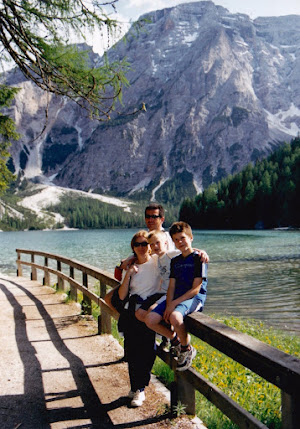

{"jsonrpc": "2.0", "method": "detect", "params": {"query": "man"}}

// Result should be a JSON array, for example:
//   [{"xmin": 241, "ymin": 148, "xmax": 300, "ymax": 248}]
[{"xmin": 144, "ymin": 203, "xmax": 174, "ymax": 250}]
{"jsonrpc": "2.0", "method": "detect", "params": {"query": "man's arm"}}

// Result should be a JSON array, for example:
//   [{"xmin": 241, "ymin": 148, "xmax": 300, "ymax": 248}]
[
  {"xmin": 194, "ymin": 249, "xmax": 209, "ymax": 263},
  {"xmin": 119, "ymin": 255, "xmax": 136, "ymax": 270}
]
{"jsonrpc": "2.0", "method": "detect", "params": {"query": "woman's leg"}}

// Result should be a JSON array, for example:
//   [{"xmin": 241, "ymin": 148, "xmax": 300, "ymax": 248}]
[{"xmin": 126, "ymin": 316, "xmax": 156, "ymax": 393}]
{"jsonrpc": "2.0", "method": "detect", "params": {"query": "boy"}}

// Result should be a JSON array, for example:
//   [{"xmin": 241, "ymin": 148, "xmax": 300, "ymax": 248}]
[{"xmin": 145, "ymin": 221, "xmax": 207, "ymax": 371}]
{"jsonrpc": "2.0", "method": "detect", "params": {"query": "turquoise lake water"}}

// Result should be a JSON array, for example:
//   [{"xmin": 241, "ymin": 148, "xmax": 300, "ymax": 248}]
[{"xmin": 0, "ymin": 229, "xmax": 299, "ymax": 335}]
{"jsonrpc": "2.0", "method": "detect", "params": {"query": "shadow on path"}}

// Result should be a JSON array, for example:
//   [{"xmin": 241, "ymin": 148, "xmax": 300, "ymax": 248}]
[
  {"xmin": 0, "ymin": 279, "xmax": 113, "ymax": 428},
  {"xmin": 0, "ymin": 278, "xmax": 173, "ymax": 429}
]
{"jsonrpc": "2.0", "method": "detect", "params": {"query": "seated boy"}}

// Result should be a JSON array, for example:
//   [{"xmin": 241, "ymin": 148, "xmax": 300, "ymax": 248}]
[{"xmin": 145, "ymin": 221, "xmax": 207, "ymax": 371}]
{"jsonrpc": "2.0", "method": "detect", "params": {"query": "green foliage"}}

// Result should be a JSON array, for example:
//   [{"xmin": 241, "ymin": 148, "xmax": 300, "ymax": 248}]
[
  {"xmin": 180, "ymin": 138, "xmax": 300, "ymax": 229},
  {"xmin": 0, "ymin": 208, "xmax": 47, "ymax": 231},
  {"xmin": 0, "ymin": 85, "xmax": 19, "ymax": 195},
  {"xmin": 49, "ymin": 194, "xmax": 144, "ymax": 229},
  {"xmin": 0, "ymin": 0, "xmax": 144, "ymax": 120},
  {"xmin": 155, "ymin": 170, "xmax": 197, "ymax": 206}
]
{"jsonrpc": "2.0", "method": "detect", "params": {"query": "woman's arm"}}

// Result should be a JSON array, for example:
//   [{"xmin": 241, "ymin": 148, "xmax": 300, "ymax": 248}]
[{"xmin": 118, "ymin": 265, "xmax": 138, "ymax": 300}]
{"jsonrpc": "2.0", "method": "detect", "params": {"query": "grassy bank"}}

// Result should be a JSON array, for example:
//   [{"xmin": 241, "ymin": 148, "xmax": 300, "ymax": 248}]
[
  {"xmin": 72, "ymin": 286, "xmax": 299, "ymax": 428},
  {"xmin": 152, "ymin": 316, "xmax": 299, "ymax": 428}
]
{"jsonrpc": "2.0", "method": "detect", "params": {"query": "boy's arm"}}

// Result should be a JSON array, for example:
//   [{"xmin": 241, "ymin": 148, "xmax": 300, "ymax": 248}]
[
  {"xmin": 164, "ymin": 277, "xmax": 203, "ymax": 321},
  {"xmin": 163, "ymin": 278, "xmax": 176, "ymax": 322}
]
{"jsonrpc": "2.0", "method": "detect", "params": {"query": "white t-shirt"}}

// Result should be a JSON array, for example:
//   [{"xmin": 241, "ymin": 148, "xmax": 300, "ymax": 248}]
[
  {"xmin": 158, "ymin": 250, "xmax": 180, "ymax": 293},
  {"xmin": 162, "ymin": 229, "xmax": 175, "ymax": 251},
  {"xmin": 129, "ymin": 255, "xmax": 161, "ymax": 300}
]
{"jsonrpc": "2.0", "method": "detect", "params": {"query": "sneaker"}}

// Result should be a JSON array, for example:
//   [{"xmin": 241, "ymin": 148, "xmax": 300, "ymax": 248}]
[
  {"xmin": 130, "ymin": 390, "xmax": 145, "ymax": 407},
  {"xmin": 128, "ymin": 390, "xmax": 135, "ymax": 399},
  {"xmin": 176, "ymin": 345, "xmax": 196, "ymax": 371},
  {"xmin": 170, "ymin": 342, "xmax": 181, "ymax": 357}
]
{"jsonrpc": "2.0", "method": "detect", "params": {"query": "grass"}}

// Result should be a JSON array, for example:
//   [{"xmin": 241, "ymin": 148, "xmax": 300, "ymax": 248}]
[
  {"xmin": 151, "ymin": 315, "xmax": 299, "ymax": 429},
  {"xmin": 61, "ymin": 285, "xmax": 299, "ymax": 429}
]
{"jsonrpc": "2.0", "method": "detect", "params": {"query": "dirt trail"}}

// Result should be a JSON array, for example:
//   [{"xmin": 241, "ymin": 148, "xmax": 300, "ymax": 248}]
[{"xmin": 0, "ymin": 275, "xmax": 204, "ymax": 428}]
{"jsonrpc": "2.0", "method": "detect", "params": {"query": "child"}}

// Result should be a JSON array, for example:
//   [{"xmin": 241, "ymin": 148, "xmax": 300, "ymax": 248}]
[
  {"xmin": 134, "ymin": 230, "xmax": 180, "ymax": 322},
  {"xmin": 145, "ymin": 221, "xmax": 207, "ymax": 371}
]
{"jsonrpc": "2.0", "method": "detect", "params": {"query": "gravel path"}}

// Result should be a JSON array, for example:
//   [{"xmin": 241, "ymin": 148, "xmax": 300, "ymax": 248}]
[{"xmin": 0, "ymin": 275, "xmax": 204, "ymax": 429}]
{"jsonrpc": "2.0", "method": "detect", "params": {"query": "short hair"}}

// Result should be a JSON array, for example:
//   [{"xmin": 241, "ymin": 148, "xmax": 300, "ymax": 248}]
[
  {"xmin": 147, "ymin": 229, "xmax": 167, "ymax": 242},
  {"xmin": 169, "ymin": 221, "xmax": 193, "ymax": 238},
  {"xmin": 145, "ymin": 203, "xmax": 165, "ymax": 218},
  {"xmin": 130, "ymin": 230, "xmax": 149, "ymax": 253}
]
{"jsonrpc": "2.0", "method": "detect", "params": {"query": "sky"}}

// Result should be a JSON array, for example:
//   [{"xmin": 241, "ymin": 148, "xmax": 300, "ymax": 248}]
[
  {"xmin": 115, "ymin": 0, "xmax": 300, "ymax": 22},
  {"xmin": 89, "ymin": 0, "xmax": 300, "ymax": 55}
]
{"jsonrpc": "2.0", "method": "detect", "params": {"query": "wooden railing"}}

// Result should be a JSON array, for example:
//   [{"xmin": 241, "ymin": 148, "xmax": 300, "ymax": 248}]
[{"xmin": 16, "ymin": 249, "xmax": 300, "ymax": 429}]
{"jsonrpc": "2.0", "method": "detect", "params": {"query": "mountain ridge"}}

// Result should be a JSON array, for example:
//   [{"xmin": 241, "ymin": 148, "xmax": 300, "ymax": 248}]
[{"xmin": 4, "ymin": 1, "xmax": 300, "ymax": 199}]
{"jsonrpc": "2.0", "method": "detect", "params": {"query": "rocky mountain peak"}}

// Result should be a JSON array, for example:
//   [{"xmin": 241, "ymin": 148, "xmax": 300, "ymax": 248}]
[{"xmin": 4, "ymin": 1, "xmax": 300, "ymax": 201}]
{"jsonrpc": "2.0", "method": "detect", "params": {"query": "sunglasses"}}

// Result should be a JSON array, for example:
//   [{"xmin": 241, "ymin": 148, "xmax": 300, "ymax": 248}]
[
  {"xmin": 145, "ymin": 214, "xmax": 161, "ymax": 219},
  {"xmin": 133, "ymin": 241, "xmax": 149, "ymax": 247}
]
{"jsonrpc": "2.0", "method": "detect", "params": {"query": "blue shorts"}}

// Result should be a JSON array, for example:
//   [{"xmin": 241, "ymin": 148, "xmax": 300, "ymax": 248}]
[{"xmin": 152, "ymin": 294, "xmax": 204, "ymax": 318}]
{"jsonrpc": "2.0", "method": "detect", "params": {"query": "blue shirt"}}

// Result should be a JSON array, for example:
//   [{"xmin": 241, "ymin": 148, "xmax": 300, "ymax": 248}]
[{"xmin": 170, "ymin": 251, "xmax": 207, "ymax": 304}]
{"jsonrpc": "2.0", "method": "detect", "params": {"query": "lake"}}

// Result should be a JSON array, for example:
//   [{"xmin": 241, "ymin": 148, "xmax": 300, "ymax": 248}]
[{"xmin": 0, "ymin": 229, "xmax": 299, "ymax": 335}]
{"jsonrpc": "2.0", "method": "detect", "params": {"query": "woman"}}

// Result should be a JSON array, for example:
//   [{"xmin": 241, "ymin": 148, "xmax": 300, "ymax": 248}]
[{"xmin": 112, "ymin": 230, "xmax": 161, "ymax": 407}]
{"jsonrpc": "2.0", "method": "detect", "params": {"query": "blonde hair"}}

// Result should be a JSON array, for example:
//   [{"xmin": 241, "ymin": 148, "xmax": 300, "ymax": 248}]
[{"xmin": 147, "ymin": 230, "xmax": 167, "ymax": 242}]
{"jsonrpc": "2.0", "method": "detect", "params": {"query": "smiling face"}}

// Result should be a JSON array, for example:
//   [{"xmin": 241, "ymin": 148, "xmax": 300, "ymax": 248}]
[
  {"xmin": 172, "ymin": 231, "xmax": 193, "ymax": 256},
  {"xmin": 148, "ymin": 233, "xmax": 168, "ymax": 257},
  {"xmin": 131, "ymin": 231, "xmax": 151, "ymax": 262},
  {"xmin": 145, "ymin": 208, "xmax": 164, "ymax": 231}
]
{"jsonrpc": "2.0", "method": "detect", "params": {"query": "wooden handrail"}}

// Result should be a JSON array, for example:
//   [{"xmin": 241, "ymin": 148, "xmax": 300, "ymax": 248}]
[{"xmin": 16, "ymin": 249, "xmax": 300, "ymax": 429}]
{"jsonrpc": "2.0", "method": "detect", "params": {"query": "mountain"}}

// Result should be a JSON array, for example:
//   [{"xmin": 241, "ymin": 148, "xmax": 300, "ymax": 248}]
[{"xmin": 3, "ymin": 1, "xmax": 300, "ymax": 201}]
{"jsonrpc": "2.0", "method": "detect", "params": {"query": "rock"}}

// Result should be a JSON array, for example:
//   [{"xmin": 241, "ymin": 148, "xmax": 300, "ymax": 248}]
[{"xmin": 4, "ymin": 2, "xmax": 300, "ymax": 198}]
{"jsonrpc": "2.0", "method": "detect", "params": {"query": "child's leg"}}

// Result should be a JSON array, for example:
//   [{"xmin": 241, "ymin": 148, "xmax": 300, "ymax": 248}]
[
  {"xmin": 170, "ymin": 295, "xmax": 203, "ymax": 346},
  {"xmin": 135, "ymin": 301, "xmax": 158, "ymax": 322},
  {"xmin": 169, "ymin": 311, "xmax": 189, "ymax": 346},
  {"xmin": 145, "ymin": 311, "xmax": 175, "ymax": 340},
  {"xmin": 135, "ymin": 308, "xmax": 148, "ymax": 322}
]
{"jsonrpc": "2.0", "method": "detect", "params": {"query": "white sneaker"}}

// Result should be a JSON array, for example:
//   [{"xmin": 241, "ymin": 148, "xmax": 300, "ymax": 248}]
[
  {"xmin": 130, "ymin": 389, "xmax": 145, "ymax": 407},
  {"xmin": 176, "ymin": 345, "xmax": 196, "ymax": 371}
]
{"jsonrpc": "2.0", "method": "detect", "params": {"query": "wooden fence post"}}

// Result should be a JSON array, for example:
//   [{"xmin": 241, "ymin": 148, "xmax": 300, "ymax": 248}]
[
  {"xmin": 281, "ymin": 390, "xmax": 300, "ymax": 429},
  {"xmin": 174, "ymin": 371, "xmax": 196, "ymax": 416},
  {"xmin": 69, "ymin": 266, "xmax": 77, "ymax": 301},
  {"xmin": 31, "ymin": 253, "xmax": 37, "ymax": 281},
  {"xmin": 82, "ymin": 273, "xmax": 91, "ymax": 315},
  {"xmin": 16, "ymin": 251, "xmax": 22, "ymax": 277},
  {"xmin": 43, "ymin": 257, "xmax": 50, "ymax": 286},
  {"xmin": 57, "ymin": 260, "xmax": 64, "ymax": 291},
  {"xmin": 98, "ymin": 281, "xmax": 111, "ymax": 334}
]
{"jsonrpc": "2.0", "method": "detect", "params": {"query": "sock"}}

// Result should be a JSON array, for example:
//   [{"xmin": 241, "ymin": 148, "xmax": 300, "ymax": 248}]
[
  {"xmin": 180, "ymin": 344, "xmax": 191, "ymax": 352},
  {"xmin": 170, "ymin": 334, "xmax": 180, "ymax": 346}
]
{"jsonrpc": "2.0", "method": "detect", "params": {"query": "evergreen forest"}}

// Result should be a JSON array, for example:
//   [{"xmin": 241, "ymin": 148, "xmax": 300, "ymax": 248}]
[
  {"xmin": 49, "ymin": 196, "xmax": 144, "ymax": 229},
  {"xmin": 179, "ymin": 138, "xmax": 300, "ymax": 229}
]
